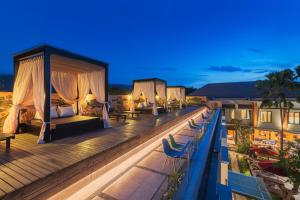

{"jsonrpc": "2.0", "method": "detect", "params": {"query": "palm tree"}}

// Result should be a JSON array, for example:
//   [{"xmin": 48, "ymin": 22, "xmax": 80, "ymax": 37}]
[
  {"xmin": 295, "ymin": 66, "xmax": 300, "ymax": 103},
  {"xmin": 256, "ymin": 69, "xmax": 296, "ymax": 151}
]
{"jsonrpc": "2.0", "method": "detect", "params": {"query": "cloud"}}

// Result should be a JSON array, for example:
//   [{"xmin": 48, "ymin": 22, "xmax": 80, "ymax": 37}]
[
  {"xmin": 142, "ymin": 67, "xmax": 178, "ymax": 71},
  {"xmin": 207, "ymin": 65, "xmax": 279, "ymax": 74},
  {"xmin": 208, "ymin": 66, "xmax": 251, "ymax": 72},
  {"xmin": 248, "ymin": 48, "xmax": 263, "ymax": 53}
]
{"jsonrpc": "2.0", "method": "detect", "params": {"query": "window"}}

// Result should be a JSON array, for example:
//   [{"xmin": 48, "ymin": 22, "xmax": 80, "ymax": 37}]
[
  {"xmin": 240, "ymin": 109, "xmax": 250, "ymax": 120},
  {"xmin": 230, "ymin": 109, "xmax": 235, "ymax": 119},
  {"xmin": 289, "ymin": 112, "xmax": 300, "ymax": 125},
  {"xmin": 261, "ymin": 111, "xmax": 272, "ymax": 123}
]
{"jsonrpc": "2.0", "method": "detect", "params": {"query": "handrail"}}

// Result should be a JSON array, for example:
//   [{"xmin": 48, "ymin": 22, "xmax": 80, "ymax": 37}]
[{"xmin": 175, "ymin": 108, "xmax": 222, "ymax": 200}]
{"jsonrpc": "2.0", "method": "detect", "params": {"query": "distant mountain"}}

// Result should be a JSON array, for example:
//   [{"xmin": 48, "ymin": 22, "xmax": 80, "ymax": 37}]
[
  {"xmin": 0, "ymin": 74, "xmax": 13, "ymax": 92},
  {"xmin": 109, "ymin": 84, "xmax": 132, "ymax": 90},
  {"xmin": 109, "ymin": 84, "xmax": 132, "ymax": 95}
]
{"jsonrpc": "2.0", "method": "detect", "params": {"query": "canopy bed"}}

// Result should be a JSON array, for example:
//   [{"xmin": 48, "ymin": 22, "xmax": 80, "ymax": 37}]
[
  {"xmin": 130, "ymin": 78, "xmax": 167, "ymax": 115},
  {"xmin": 167, "ymin": 86, "xmax": 186, "ymax": 109},
  {"xmin": 3, "ymin": 45, "xmax": 110, "ymax": 143}
]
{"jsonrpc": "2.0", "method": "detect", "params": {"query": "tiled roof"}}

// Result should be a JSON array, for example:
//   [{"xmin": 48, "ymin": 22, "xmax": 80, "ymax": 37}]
[{"xmin": 189, "ymin": 81, "xmax": 298, "ymax": 99}]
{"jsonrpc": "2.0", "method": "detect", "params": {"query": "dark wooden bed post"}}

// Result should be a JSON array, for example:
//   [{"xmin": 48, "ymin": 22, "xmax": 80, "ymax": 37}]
[
  {"xmin": 105, "ymin": 63, "xmax": 109, "ymax": 103},
  {"xmin": 154, "ymin": 80, "xmax": 157, "ymax": 113},
  {"xmin": 165, "ymin": 81, "xmax": 167, "ymax": 109},
  {"xmin": 43, "ymin": 48, "xmax": 51, "ymax": 142}
]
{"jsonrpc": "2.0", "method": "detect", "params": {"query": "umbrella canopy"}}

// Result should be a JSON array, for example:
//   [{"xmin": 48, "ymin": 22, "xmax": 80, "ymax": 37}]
[
  {"xmin": 258, "ymin": 160, "xmax": 287, "ymax": 176},
  {"xmin": 250, "ymin": 147, "xmax": 279, "ymax": 157}
]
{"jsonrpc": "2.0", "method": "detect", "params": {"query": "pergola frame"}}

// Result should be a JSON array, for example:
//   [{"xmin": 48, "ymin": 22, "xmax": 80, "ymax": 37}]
[
  {"xmin": 167, "ymin": 86, "xmax": 186, "ymax": 99},
  {"xmin": 132, "ymin": 78, "xmax": 167, "ymax": 100},
  {"xmin": 13, "ymin": 45, "xmax": 109, "ymax": 141}
]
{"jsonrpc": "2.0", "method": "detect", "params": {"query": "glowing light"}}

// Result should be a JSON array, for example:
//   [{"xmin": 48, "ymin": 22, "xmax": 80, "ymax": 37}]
[
  {"xmin": 155, "ymin": 95, "xmax": 159, "ymax": 100},
  {"xmin": 85, "ymin": 94, "xmax": 95, "ymax": 102},
  {"xmin": 128, "ymin": 94, "xmax": 132, "ymax": 100}
]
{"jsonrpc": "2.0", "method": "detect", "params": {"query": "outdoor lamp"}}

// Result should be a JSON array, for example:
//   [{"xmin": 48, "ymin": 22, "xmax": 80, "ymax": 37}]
[{"xmin": 155, "ymin": 91, "xmax": 159, "ymax": 100}]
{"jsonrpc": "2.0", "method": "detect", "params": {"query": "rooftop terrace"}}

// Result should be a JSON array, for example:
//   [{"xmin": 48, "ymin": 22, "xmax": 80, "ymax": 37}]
[{"xmin": 0, "ymin": 106, "xmax": 201, "ymax": 199}]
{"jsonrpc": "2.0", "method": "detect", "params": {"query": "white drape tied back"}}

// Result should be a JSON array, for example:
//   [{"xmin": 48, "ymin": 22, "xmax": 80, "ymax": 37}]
[
  {"xmin": 132, "ymin": 81, "xmax": 158, "ymax": 115},
  {"xmin": 88, "ymin": 70, "xmax": 111, "ymax": 128},
  {"xmin": 167, "ymin": 87, "xmax": 185, "ymax": 109},
  {"xmin": 129, "ymin": 94, "xmax": 135, "ymax": 112},
  {"xmin": 3, "ymin": 105, "xmax": 21, "ymax": 134},
  {"xmin": 51, "ymin": 71, "xmax": 78, "ymax": 105},
  {"xmin": 77, "ymin": 73, "xmax": 90, "ymax": 113},
  {"xmin": 3, "ymin": 55, "xmax": 46, "ymax": 144}
]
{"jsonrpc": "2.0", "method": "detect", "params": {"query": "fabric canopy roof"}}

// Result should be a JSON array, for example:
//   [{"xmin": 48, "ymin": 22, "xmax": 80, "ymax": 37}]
[
  {"xmin": 167, "ymin": 87, "xmax": 185, "ymax": 101},
  {"xmin": 51, "ymin": 54, "xmax": 104, "ymax": 73},
  {"xmin": 132, "ymin": 79, "xmax": 166, "ymax": 102},
  {"xmin": 131, "ymin": 79, "xmax": 167, "ymax": 115}
]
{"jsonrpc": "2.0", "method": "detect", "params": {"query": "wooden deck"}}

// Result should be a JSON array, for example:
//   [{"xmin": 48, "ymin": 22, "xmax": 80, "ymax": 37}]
[{"xmin": 0, "ymin": 106, "xmax": 201, "ymax": 200}]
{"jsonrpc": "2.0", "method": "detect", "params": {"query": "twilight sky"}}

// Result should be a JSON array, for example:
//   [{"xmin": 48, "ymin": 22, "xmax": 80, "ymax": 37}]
[{"xmin": 0, "ymin": 0, "xmax": 300, "ymax": 87}]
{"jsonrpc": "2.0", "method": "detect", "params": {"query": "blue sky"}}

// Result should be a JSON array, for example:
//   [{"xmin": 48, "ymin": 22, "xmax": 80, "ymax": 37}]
[{"xmin": 0, "ymin": 0, "xmax": 300, "ymax": 87}]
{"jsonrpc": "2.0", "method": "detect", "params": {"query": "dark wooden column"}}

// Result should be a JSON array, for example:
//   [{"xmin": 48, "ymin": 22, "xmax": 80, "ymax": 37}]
[
  {"xmin": 165, "ymin": 82, "xmax": 167, "ymax": 109},
  {"xmin": 43, "ymin": 49, "xmax": 51, "ymax": 142}
]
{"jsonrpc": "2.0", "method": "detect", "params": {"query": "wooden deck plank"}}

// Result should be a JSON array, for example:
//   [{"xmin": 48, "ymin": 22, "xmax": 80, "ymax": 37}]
[
  {"xmin": 0, "ymin": 170, "xmax": 23, "ymax": 189},
  {"xmin": 0, "ymin": 188, "xmax": 5, "ymax": 197},
  {"xmin": 0, "ymin": 179, "xmax": 14, "ymax": 193},
  {"xmin": 0, "ymin": 107, "xmax": 201, "ymax": 200},
  {"xmin": 0, "ymin": 164, "xmax": 31, "ymax": 185},
  {"xmin": 0, "ymin": 158, "xmax": 46, "ymax": 178},
  {"xmin": 1, "ymin": 152, "xmax": 53, "ymax": 176},
  {"xmin": 8, "ymin": 145, "xmax": 65, "ymax": 171},
  {"xmin": 0, "ymin": 159, "xmax": 38, "ymax": 182}
]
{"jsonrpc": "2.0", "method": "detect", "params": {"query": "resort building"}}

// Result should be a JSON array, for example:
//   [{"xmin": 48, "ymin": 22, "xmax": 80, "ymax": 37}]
[{"xmin": 189, "ymin": 81, "xmax": 300, "ymax": 145}]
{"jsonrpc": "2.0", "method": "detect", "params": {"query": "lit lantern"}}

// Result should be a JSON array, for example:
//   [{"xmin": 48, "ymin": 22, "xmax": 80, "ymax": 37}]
[
  {"xmin": 128, "ymin": 94, "xmax": 132, "ymax": 100},
  {"xmin": 85, "ymin": 94, "xmax": 95, "ymax": 102}
]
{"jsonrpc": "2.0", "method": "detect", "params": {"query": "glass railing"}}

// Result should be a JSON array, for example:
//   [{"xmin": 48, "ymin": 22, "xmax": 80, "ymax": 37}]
[{"xmin": 174, "ymin": 108, "xmax": 231, "ymax": 200}]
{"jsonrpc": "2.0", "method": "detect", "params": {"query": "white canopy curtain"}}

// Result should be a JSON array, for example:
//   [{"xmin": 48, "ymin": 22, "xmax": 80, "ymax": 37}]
[
  {"xmin": 51, "ymin": 70, "xmax": 110, "ymax": 128},
  {"xmin": 167, "ymin": 87, "xmax": 185, "ymax": 108},
  {"xmin": 167, "ymin": 88, "xmax": 185, "ymax": 101},
  {"xmin": 77, "ymin": 73, "xmax": 90, "ymax": 113},
  {"xmin": 51, "ymin": 71, "xmax": 78, "ymax": 112},
  {"xmin": 3, "ymin": 55, "xmax": 46, "ymax": 144},
  {"xmin": 131, "ymin": 81, "xmax": 158, "ymax": 115},
  {"xmin": 88, "ymin": 70, "xmax": 111, "ymax": 128},
  {"xmin": 156, "ymin": 81, "xmax": 166, "ymax": 100}
]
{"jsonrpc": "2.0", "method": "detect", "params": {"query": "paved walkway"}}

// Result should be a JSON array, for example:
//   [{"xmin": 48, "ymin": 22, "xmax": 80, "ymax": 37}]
[{"xmin": 0, "ymin": 106, "xmax": 200, "ymax": 199}]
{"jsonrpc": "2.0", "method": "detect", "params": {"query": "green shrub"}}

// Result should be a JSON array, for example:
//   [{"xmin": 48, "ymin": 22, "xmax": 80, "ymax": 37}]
[{"xmin": 237, "ymin": 156, "xmax": 251, "ymax": 176}]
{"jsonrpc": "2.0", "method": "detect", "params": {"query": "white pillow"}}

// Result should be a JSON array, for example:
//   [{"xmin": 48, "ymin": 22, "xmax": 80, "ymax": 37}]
[
  {"xmin": 34, "ymin": 106, "xmax": 58, "ymax": 119},
  {"xmin": 51, "ymin": 106, "xmax": 59, "ymax": 118},
  {"xmin": 58, "ymin": 106, "xmax": 75, "ymax": 117}
]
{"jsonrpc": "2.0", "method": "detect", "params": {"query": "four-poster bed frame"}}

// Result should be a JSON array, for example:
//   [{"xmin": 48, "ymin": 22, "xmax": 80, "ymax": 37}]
[
  {"xmin": 13, "ymin": 45, "xmax": 109, "ymax": 141},
  {"xmin": 167, "ymin": 86, "xmax": 186, "ymax": 109},
  {"xmin": 132, "ymin": 78, "xmax": 167, "ymax": 114}
]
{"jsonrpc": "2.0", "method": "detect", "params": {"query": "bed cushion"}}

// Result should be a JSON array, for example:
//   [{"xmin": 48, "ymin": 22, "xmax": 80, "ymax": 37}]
[
  {"xmin": 51, "ymin": 106, "xmax": 59, "ymax": 118},
  {"xmin": 58, "ymin": 106, "xmax": 75, "ymax": 117},
  {"xmin": 34, "ymin": 106, "xmax": 58, "ymax": 119}
]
